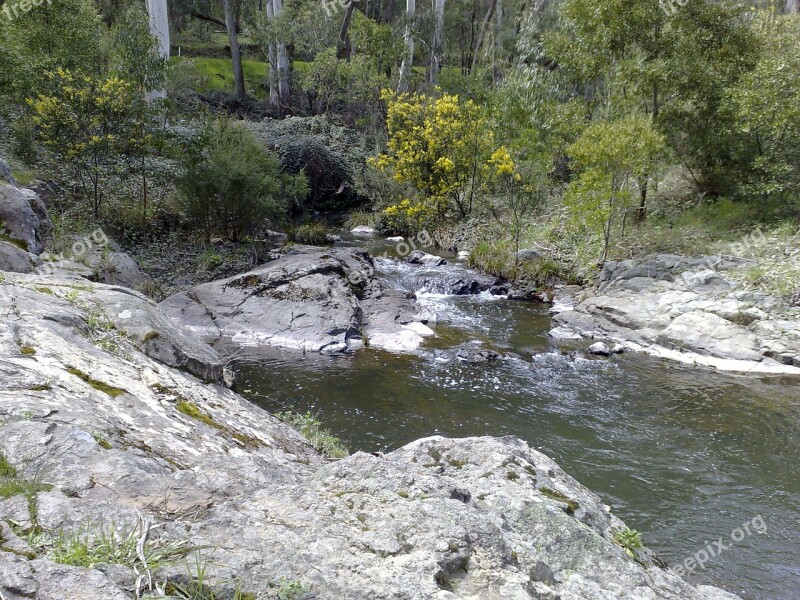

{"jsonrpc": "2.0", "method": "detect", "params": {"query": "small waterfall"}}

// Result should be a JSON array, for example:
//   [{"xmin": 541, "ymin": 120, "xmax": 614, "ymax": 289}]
[{"xmin": 146, "ymin": 0, "xmax": 170, "ymax": 100}]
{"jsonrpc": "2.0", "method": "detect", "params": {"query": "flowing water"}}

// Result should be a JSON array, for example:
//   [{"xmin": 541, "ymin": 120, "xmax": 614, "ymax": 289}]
[{"xmin": 233, "ymin": 239, "xmax": 800, "ymax": 600}]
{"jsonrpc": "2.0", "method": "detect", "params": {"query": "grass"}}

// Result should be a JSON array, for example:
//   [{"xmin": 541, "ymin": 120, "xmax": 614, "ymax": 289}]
[
  {"xmin": 275, "ymin": 411, "xmax": 348, "ymax": 459},
  {"xmin": 66, "ymin": 367, "xmax": 127, "ymax": 397},
  {"xmin": 345, "ymin": 210, "xmax": 382, "ymax": 230},
  {"xmin": 539, "ymin": 487, "xmax": 580, "ymax": 516},
  {"xmin": 289, "ymin": 223, "xmax": 331, "ymax": 246},
  {"xmin": 43, "ymin": 521, "xmax": 190, "ymax": 570},
  {"xmin": 169, "ymin": 57, "xmax": 270, "ymax": 98},
  {"xmin": 0, "ymin": 451, "xmax": 52, "ymax": 507}
]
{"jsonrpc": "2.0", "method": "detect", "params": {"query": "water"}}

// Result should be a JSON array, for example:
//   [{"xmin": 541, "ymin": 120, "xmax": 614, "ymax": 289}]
[{"xmin": 233, "ymin": 246, "xmax": 800, "ymax": 600}]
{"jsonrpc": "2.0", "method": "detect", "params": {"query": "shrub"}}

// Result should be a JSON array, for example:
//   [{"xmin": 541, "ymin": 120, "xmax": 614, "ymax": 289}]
[
  {"xmin": 177, "ymin": 119, "xmax": 307, "ymax": 241},
  {"xmin": 247, "ymin": 117, "xmax": 372, "ymax": 214}
]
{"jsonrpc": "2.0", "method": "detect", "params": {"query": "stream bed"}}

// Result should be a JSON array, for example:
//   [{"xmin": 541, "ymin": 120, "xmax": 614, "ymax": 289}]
[{"xmin": 233, "ymin": 241, "xmax": 800, "ymax": 600}]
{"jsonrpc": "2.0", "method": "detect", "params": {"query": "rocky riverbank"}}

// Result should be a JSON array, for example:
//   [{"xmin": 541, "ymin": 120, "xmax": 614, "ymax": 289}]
[
  {"xmin": 550, "ymin": 254, "xmax": 800, "ymax": 375},
  {"xmin": 0, "ymin": 182, "xmax": 739, "ymax": 599}
]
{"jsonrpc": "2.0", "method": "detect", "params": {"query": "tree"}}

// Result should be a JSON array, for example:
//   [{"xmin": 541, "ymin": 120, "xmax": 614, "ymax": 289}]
[
  {"xmin": 397, "ymin": 0, "xmax": 416, "ymax": 92},
  {"xmin": 429, "ymin": 0, "xmax": 445, "ymax": 84},
  {"xmin": 223, "ymin": 0, "xmax": 246, "ymax": 98},
  {"xmin": 565, "ymin": 115, "xmax": 665, "ymax": 263},
  {"xmin": 0, "ymin": 0, "xmax": 103, "ymax": 102},
  {"xmin": 726, "ymin": 13, "xmax": 800, "ymax": 208},
  {"xmin": 110, "ymin": 5, "xmax": 169, "ymax": 224},
  {"xmin": 487, "ymin": 147, "xmax": 547, "ymax": 277},
  {"xmin": 177, "ymin": 120, "xmax": 308, "ymax": 241},
  {"xmin": 29, "ymin": 70, "xmax": 138, "ymax": 218}
]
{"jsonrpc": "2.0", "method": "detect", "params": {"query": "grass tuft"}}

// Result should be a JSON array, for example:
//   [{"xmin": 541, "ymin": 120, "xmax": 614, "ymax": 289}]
[{"xmin": 275, "ymin": 411, "xmax": 348, "ymax": 459}]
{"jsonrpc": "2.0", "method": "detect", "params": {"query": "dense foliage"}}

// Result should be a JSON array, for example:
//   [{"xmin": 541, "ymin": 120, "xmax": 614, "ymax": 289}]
[{"xmin": 0, "ymin": 0, "xmax": 797, "ymax": 263}]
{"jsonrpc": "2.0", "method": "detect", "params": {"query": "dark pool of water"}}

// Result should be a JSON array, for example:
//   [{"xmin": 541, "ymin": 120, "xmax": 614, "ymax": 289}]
[{"xmin": 233, "ymin": 253, "xmax": 800, "ymax": 600}]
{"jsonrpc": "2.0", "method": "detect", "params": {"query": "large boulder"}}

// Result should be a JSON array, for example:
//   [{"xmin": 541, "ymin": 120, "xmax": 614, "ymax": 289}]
[
  {"xmin": 0, "ymin": 185, "xmax": 50, "ymax": 255},
  {"xmin": 0, "ymin": 272, "xmax": 223, "ymax": 382},
  {"xmin": 161, "ymin": 246, "xmax": 435, "ymax": 354},
  {"xmin": 0, "ymin": 240, "xmax": 40, "ymax": 274}
]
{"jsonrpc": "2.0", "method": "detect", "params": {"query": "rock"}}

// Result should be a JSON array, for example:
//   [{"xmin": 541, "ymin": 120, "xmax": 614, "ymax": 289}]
[
  {"xmin": 161, "ymin": 246, "xmax": 435, "ymax": 355},
  {"xmin": 0, "ymin": 157, "xmax": 16, "ymax": 186},
  {"xmin": 588, "ymin": 342, "xmax": 611, "ymax": 356},
  {"xmin": 83, "ymin": 249, "xmax": 154, "ymax": 291},
  {"xmin": 0, "ymin": 272, "xmax": 738, "ymax": 600},
  {"xmin": 457, "ymin": 250, "xmax": 470, "ymax": 261},
  {"xmin": 0, "ymin": 240, "xmax": 40, "ymax": 273},
  {"xmin": 656, "ymin": 311, "xmax": 763, "ymax": 362},
  {"xmin": 386, "ymin": 236, "xmax": 405, "ymax": 243},
  {"xmin": 1, "ymin": 272, "xmax": 223, "ymax": 383},
  {"xmin": 550, "ymin": 255, "xmax": 800, "ymax": 375},
  {"xmin": 455, "ymin": 346, "xmax": 501, "ymax": 362},
  {"xmin": 350, "ymin": 225, "xmax": 376, "ymax": 236},
  {"xmin": 516, "ymin": 248, "xmax": 544, "ymax": 262},
  {"xmin": 407, "ymin": 249, "xmax": 448, "ymax": 267},
  {"xmin": 611, "ymin": 343, "xmax": 626, "ymax": 354},
  {"xmin": 326, "ymin": 233, "xmax": 343, "ymax": 243},
  {"xmin": 266, "ymin": 229, "xmax": 289, "ymax": 245},
  {"xmin": 0, "ymin": 186, "xmax": 50, "ymax": 254}
]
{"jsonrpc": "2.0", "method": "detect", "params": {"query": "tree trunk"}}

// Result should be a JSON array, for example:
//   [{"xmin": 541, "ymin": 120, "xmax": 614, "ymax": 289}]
[
  {"xmin": 273, "ymin": 0, "xmax": 290, "ymax": 111},
  {"xmin": 146, "ymin": 0, "xmax": 170, "ymax": 100},
  {"xmin": 338, "ymin": 1, "xmax": 358, "ymax": 59},
  {"xmin": 223, "ymin": 0, "xmax": 245, "ymax": 98},
  {"xmin": 397, "ymin": 0, "xmax": 416, "ymax": 92},
  {"xmin": 786, "ymin": 0, "xmax": 799, "ymax": 13},
  {"xmin": 265, "ymin": 0, "xmax": 279, "ymax": 107},
  {"xmin": 429, "ymin": 0, "xmax": 445, "ymax": 85},
  {"xmin": 471, "ymin": 0, "xmax": 498, "ymax": 74},
  {"xmin": 492, "ymin": 0, "xmax": 502, "ymax": 84}
]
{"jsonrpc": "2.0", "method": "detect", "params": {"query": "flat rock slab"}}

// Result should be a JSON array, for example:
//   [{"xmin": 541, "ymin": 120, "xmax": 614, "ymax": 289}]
[{"xmin": 161, "ymin": 246, "xmax": 436, "ymax": 355}]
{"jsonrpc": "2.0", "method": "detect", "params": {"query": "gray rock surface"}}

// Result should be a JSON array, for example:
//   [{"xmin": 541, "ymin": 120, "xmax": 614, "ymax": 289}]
[
  {"xmin": 0, "ymin": 186, "xmax": 51, "ymax": 255},
  {"xmin": 0, "ymin": 158, "xmax": 16, "ymax": 186},
  {"xmin": 551, "ymin": 255, "xmax": 800, "ymax": 374},
  {"xmin": 0, "ymin": 271, "xmax": 738, "ymax": 600},
  {"xmin": 0, "ymin": 240, "xmax": 40, "ymax": 274},
  {"xmin": 161, "ymin": 246, "xmax": 436, "ymax": 354}
]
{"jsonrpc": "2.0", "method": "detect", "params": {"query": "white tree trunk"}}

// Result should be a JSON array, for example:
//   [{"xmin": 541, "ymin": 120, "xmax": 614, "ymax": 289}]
[
  {"xmin": 146, "ymin": 0, "xmax": 170, "ymax": 100},
  {"xmin": 265, "ymin": 0, "xmax": 278, "ymax": 107},
  {"xmin": 787, "ymin": 0, "xmax": 799, "ymax": 13},
  {"xmin": 272, "ymin": 0, "xmax": 290, "ymax": 110},
  {"xmin": 429, "ymin": 0, "xmax": 445, "ymax": 84},
  {"xmin": 397, "ymin": 0, "xmax": 416, "ymax": 92}
]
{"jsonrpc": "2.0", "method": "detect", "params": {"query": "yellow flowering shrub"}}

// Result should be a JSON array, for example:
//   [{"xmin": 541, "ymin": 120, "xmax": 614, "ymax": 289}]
[
  {"xmin": 372, "ymin": 90, "xmax": 499, "ymax": 218},
  {"xmin": 29, "ymin": 69, "xmax": 138, "ymax": 217}
]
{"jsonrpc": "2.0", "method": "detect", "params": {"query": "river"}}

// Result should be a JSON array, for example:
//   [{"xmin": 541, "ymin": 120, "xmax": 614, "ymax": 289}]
[{"xmin": 233, "ymin": 237, "xmax": 800, "ymax": 600}]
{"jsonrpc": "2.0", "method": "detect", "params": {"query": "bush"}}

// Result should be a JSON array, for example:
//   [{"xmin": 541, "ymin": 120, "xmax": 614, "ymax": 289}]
[
  {"xmin": 248, "ymin": 117, "xmax": 372, "ymax": 214},
  {"xmin": 177, "ymin": 119, "xmax": 307, "ymax": 241}
]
